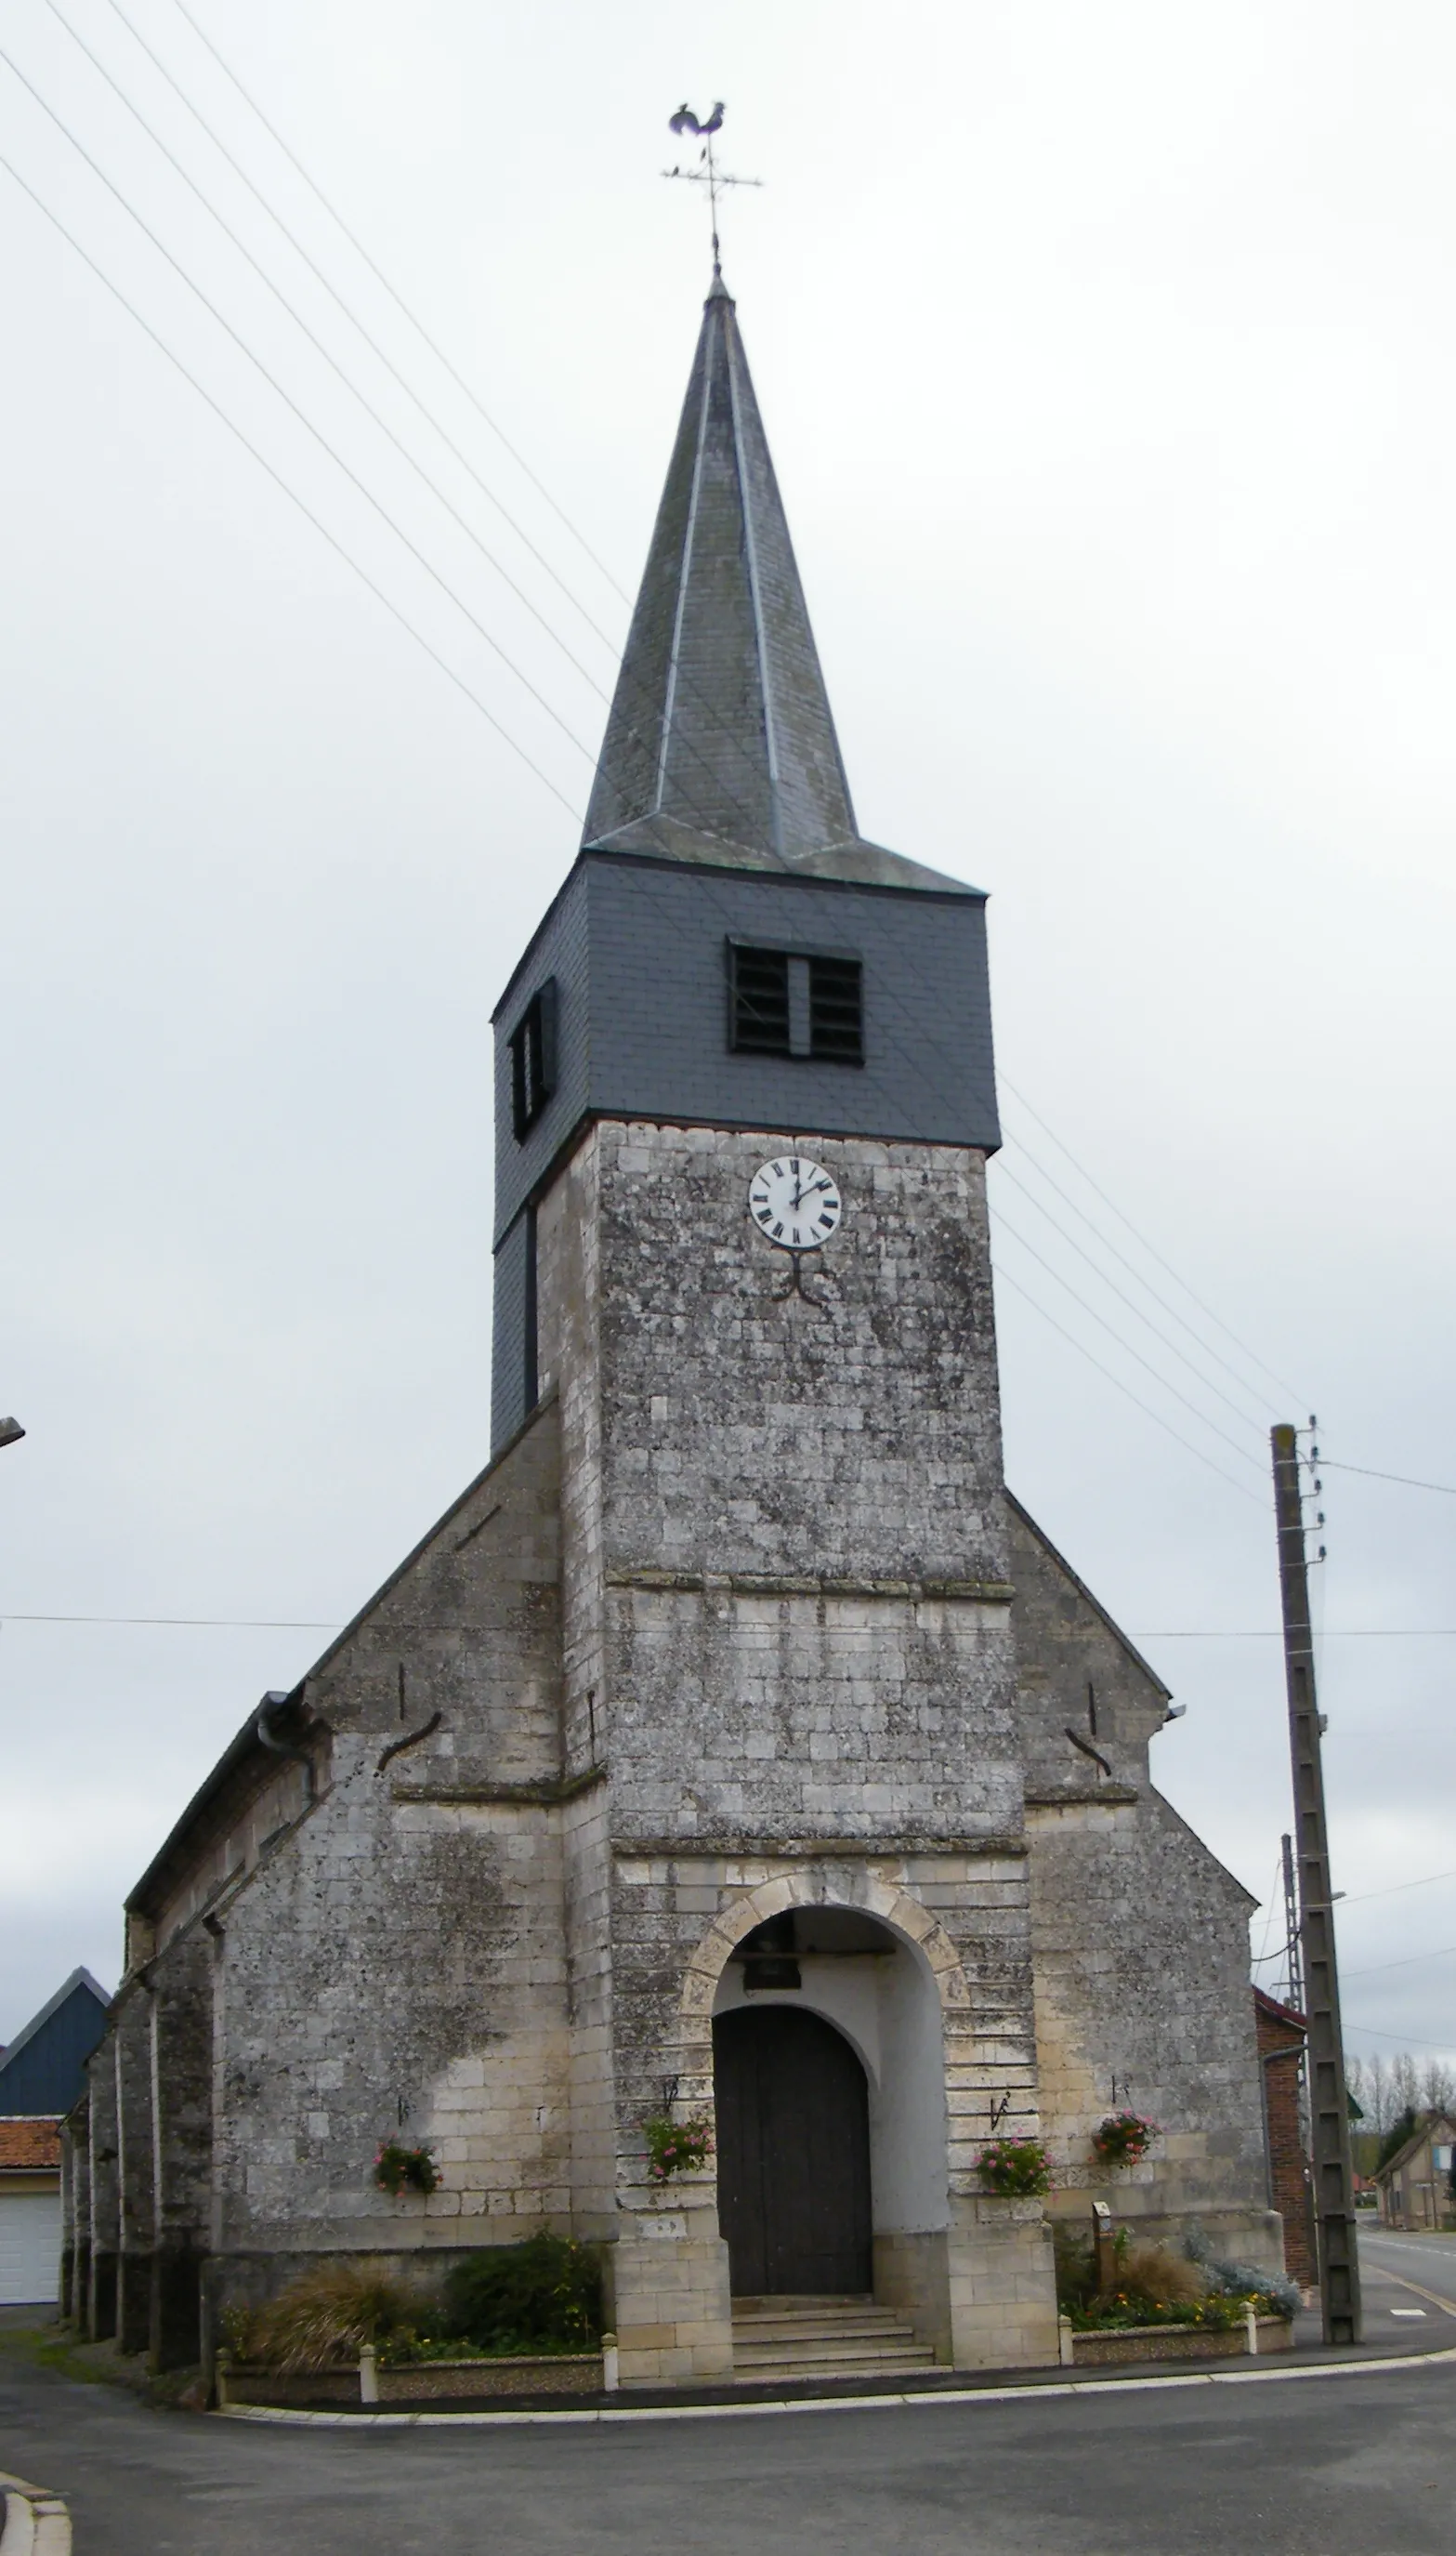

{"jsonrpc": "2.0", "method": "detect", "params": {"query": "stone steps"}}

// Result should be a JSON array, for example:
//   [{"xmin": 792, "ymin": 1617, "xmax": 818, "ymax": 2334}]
[{"xmin": 731, "ymin": 2295, "xmax": 937, "ymax": 2383}]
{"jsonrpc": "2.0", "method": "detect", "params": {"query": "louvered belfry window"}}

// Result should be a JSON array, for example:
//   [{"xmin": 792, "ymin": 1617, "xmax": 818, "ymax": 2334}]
[
  {"xmin": 728, "ymin": 942, "xmax": 863, "ymax": 1064},
  {"xmin": 509, "ymin": 979, "xmax": 557, "ymax": 1140}
]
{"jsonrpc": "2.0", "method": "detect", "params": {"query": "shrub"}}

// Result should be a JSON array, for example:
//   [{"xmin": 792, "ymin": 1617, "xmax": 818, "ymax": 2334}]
[
  {"xmin": 1181, "ymin": 2221, "xmax": 1301, "ymax": 2319},
  {"xmin": 1200, "ymin": 2255, "xmax": 1302, "ymax": 2321},
  {"xmin": 442, "ymin": 2234, "xmax": 603, "ymax": 2356},
  {"xmin": 243, "ymin": 2265, "xmax": 417, "ymax": 2371},
  {"xmin": 977, "ymin": 2136, "xmax": 1051, "ymax": 2197}
]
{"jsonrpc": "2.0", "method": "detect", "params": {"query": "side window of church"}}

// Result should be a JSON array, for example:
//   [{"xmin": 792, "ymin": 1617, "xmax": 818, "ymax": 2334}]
[
  {"xmin": 509, "ymin": 979, "xmax": 557, "ymax": 1140},
  {"xmin": 728, "ymin": 942, "xmax": 863, "ymax": 1064}
]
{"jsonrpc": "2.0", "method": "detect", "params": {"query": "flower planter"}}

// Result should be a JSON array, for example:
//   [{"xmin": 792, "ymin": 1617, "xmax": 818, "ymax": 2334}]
[
  {"xmin": 216, "ymin": 2352, "xmax": 605, "ymax": 2410},
  {"xmin": 1069, "ymin": 2316, "xmax": 1293, "ymax": 2367}
]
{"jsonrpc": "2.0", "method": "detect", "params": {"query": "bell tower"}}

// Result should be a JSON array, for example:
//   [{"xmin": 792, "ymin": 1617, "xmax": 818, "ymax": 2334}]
[
  {"xmin": 492, "ymin": 272, "xmax": 1000, "ymax": 1450},
  {"xmin": 490, "ymin": 273, "xmax": 1061, "ymax": 2381}
]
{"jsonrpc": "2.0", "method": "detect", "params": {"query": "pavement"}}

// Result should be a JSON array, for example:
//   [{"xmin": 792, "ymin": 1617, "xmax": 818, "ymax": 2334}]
[{"xmin": 2, "ymin": 2232, "xmax": 1453, "ymax": 2555}]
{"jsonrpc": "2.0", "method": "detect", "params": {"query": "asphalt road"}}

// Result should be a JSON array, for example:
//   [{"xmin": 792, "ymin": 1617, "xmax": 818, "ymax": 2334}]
[
  {"xmin": 4, "ymin": 2327, "xmax": 1456, "ymax": 2556},
  {"xmin": 1358, "ymin": 2226, "xmax": 1456, "ymax": 2321}
]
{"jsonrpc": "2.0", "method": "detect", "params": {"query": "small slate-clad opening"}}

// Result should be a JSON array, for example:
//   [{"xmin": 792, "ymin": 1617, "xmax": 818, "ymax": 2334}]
[
  {"xmin": 509, "ymin": 979, "xmax": 557, "ymax": 1139},
  {"xmin": 728, "ymin": 941, "xmax": 863, "ymax": 1065}
]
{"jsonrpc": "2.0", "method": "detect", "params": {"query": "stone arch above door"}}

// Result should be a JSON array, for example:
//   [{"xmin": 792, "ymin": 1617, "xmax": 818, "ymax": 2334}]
[
  {"xmin": 667, "ymin": 1865, "xmax": 1003, "ymax": 2207},
  {"xmin": 677, "ymin": 1870, "xmax": 973, "ymax": 2045}
]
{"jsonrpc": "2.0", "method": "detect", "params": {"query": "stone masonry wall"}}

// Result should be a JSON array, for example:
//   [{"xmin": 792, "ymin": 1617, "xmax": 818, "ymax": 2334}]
[
  {"xmin": 1010, "ymin": 1499, "xmax": 1275, "ymax": 2257},
  {"xmin": 1028, "ymin": 1796, "xmax": 1273, "ymax": 2252},
  {"xmin": 190, "ymin": 1406, "xmax": 572, "ymax": 2306}
]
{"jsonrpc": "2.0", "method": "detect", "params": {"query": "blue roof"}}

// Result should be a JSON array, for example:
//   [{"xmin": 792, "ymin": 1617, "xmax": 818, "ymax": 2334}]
[{"xmin": 0, "ymin": 1969, "xmax": 111, "ymax": 2116}]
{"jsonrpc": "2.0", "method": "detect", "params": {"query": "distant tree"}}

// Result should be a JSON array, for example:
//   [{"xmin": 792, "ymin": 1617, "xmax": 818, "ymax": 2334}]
[
  {"xmin": 1376, "ymin": 2105, "xmax": 1420, "ymax": 2173},
  {"xmin": 1346, "ymin": 2053, "xmax": 1395, "ymax": 2134},
  {"xmin": 1392, "ymin": 2052, "xmax": 1423, "ymax": 2115},
  {"xmin": 1421, "ymin": 2058, "xmax": 1456, "ymax": 2114}
]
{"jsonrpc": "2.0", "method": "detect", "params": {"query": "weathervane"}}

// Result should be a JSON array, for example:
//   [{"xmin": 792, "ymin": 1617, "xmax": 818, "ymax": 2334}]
[{"xmin": 663, "ymin": 101, "xmax": 762, "ymax": 276}]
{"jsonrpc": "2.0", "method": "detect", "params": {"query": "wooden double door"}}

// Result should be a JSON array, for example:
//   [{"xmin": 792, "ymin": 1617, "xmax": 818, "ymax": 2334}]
[{"xmin": 713, "ymin": 2006, "xmax": 872, "ymax": 2295}]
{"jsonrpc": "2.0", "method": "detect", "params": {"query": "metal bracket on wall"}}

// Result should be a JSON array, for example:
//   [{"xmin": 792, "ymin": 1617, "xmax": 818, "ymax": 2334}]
[
  {"xmin": 772, "ymin": 1251, "xmax": 833, "ymax": 1309},
  {"xmin": 375, "ymin": 1711, "xmax": 442, "ymax": 1775},
  {"xmin": 1065, "ymin": 1725, "xmax": 1113, "ymax": 1780}
]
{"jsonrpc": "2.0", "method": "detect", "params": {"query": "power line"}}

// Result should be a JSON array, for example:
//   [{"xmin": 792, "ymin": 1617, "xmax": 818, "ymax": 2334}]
[
  {"xmin": 1319, "ymin": 1461, "xmax": 1456, "ymax": 1499},
  {"xmin": 72, "ymin": 0, "xmax": 812, "ymax": 881},
  {"xmin": 131, "ymin": 0, "xmax": 836, "ymax": 846},
  {"xmin": 8, "ymin": 1611, "xmax": 1452, "ymax": 1647},
  {"xmin": 0, "ymin": 40, "xmax": 599, "ymax": 771},
  {"xmin": 1131, "ymin": 1627, "xmax": 1456, "ymax": 1639},
  {"xmin": 990, "ymin": 1260, "xmax": 1266, "ymax": 1503},
  {"xmin": 992, "ymin": 1158, "xmax": 1271, "ymax": 1431},
  {"xmin": 0, "ymin": 145, "xmax": 580, "ymax": 815},
  {"xmin": 93, "ymin": 0, "xmax": 794, "ymax": 868},
  {"xmin": 996, "ymin": 1120, "xmax": 1281, "ymax": 1421},
  {"xmin": 94, "ymin": 0, "xmax": 631, "ymax": 665},
  {"xmin": 1343, "ymin": 1943, "xmax": 1456, "ymax": 1983},
  {"xmin": 0, "ymin": 1612, "xmax": 341, "ymax": 1627},
  {"xmin": 167, "ymin": 0, "xmax": 631, "ymax": 603},
  {"xmin": 997, "ymin": 1074, "xmax": 1309, "ymax": 1409},
  {"xmin": 46, "ymin": 0, "xmax": 620, "ymax": 709},
  {"xmin": 1344, "ymin": 2022, "xmax": 1456, "ymax": 2052},
  {"xmin": 991, "ymin": 1207, "xmax": 1266, "ymax": 1471},
  {"xmin": 1341, "ymin": 1866, "xmax": 1456, "ymax": 1910}
]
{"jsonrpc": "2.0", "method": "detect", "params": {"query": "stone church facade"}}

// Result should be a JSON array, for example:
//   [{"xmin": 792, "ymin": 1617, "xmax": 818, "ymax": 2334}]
[{"xmin": 63, "ymin": 271, "xmax": 1279, "ymax": 2385}]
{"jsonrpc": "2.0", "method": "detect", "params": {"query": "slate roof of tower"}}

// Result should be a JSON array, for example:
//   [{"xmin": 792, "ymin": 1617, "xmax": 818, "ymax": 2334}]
[{"xmin": 583, "ymin": 274, "xmax": 975, "ymax": 897}]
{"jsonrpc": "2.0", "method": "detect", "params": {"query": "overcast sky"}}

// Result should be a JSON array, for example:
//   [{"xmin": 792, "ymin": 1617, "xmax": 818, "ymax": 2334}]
[{"xmin": 2, "ymin": 0, "xmax": 1453, "ymax": 2072}]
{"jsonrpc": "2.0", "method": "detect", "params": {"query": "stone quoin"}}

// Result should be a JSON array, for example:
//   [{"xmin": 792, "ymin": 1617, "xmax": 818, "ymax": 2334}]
[{"xmin": 65, "ymin": 270, "xmax": 1282, "ymax": 2384}]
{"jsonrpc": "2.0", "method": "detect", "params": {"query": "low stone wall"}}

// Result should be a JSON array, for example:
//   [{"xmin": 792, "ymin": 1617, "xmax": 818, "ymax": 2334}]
[
  {"xmin": 1070, "ymin": 2317, "xmax": 1293, "ymax": 2367},
  {"xmin": 375, "ymin": 2355, "xmax": 602, "ymax": 2402},
  {"xmin": 217, "ymin": 2353, "xmax": 604, "ymax": 2409},
  {"xmin": 219, "ymin": 2364, "xmax": 358, "ymax": 2408}
]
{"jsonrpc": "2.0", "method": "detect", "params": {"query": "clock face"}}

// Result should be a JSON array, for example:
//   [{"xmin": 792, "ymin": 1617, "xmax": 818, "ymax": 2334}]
[{"xmin": 748, "ymin": 1155, "xmax": 843, "ymax": 1252}]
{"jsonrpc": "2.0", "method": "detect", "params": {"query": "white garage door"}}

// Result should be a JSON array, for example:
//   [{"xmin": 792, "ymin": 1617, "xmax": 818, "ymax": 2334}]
[{"xmin": 0, "ymin": 2190, "xmax": 60, "ymax": 2303}]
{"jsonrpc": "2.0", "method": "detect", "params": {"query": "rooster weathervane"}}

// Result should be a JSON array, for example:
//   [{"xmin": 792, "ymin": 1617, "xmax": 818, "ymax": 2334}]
[{"xmin": 663, "ymin": 102, "xmax": 762, "ymax": 275}]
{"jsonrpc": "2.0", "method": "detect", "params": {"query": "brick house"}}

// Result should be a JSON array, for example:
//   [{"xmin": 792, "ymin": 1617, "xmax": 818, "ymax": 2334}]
[{"xmin": 1253, "ymin": 1989, "xmax": 1315, "ymax": 2288}]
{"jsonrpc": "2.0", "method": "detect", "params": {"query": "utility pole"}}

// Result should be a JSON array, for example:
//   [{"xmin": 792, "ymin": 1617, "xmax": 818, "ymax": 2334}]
[{"xmin": 1271, "ymin": 1422, "xmax": 1360, "ymax": 2344}]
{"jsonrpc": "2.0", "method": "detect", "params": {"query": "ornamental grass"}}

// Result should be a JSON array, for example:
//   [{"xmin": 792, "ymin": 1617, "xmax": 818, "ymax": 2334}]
[{"xmin": 233, "ymin": 2264, "xmax": 418, "ymax": 2371}]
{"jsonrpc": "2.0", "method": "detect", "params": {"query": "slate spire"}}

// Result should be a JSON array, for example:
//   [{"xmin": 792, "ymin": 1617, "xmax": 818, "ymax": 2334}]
[{"xmin": 583, "ymin": 275, "xmax": 859, "ymax": 870}]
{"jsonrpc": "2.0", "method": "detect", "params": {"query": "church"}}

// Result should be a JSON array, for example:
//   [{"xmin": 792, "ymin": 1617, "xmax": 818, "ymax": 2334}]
[{"xmin": 64, "ymin": 267, "xmax": 1280, "ymax": 2387}]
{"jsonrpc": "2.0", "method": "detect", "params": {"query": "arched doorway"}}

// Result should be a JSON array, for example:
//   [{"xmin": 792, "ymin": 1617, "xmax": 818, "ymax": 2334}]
[{"xmin": 713, "ymin": 2006, "xmax": 872, "ymax": 2295}]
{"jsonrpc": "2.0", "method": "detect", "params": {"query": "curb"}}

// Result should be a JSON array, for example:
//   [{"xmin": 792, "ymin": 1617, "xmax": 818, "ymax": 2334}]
[
  {"xmin": 0, "ymin": 2471, "xmax": 72, "ymax": 2555},
  {"xmin": 215, "ymin": 2340, "xmax": 1456, "ymax": 2428}
]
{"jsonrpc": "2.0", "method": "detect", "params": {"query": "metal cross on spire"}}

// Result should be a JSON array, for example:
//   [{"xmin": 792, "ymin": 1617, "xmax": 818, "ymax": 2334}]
[{"xmin": 663, "ymin": 101, "xmax": 762, "ymax": 277}]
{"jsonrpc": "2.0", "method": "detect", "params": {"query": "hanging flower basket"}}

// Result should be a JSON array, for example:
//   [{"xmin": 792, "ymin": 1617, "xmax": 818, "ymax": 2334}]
[
  {"xmin": 641, "ymin": 2113, "xmax": 713, "ymax": 2182},
  {"xmin": 1092, "ymin": 2113, "xmax": 1158, "ymax": 2170},
  {"xmin": 977, "ymin": 2135, "xmax": 1051, "ymax": 2197},
  {"xmin": 374, "ymin": 2141, "xmax": 439, "ymax": 2197}
]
